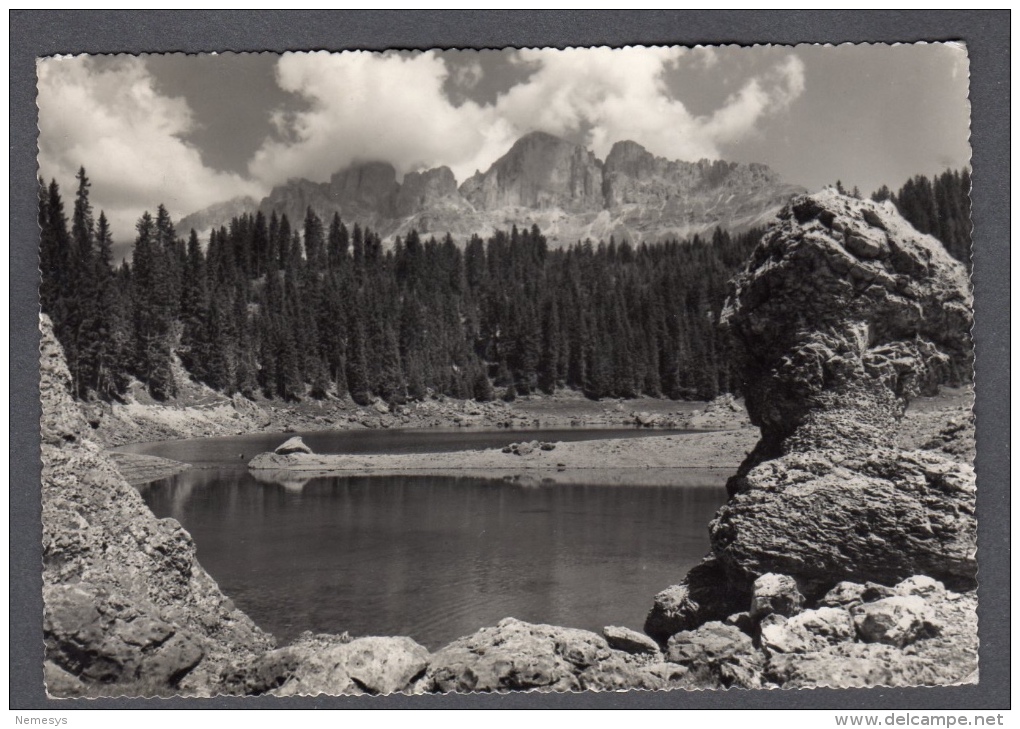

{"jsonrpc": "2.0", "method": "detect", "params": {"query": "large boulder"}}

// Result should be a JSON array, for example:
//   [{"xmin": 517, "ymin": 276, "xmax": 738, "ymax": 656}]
[
  {"xmin": 664, "ymin": 622, "xmax": 764, "ymax": 689},
  {"xmin": 722, "ymin": 190, "xmax": 973, "ymax": 463},
  {"xmin": 644, "ymin": 558, "xmax": 744, "ymax": 644},
  {"xmin": 706, "ymin": 191, "xmax": 976, "ymax": 596},
  {"xmin": 423, "ymin": 618, "xmax": 690, "ymax": 693},
  {"xmin": 710, "ymin": 448, "xmax": 977, "ymax": 596},
  {"xmin": 223, "ymin": 633, "xmax": 429, "ymax": 696}
]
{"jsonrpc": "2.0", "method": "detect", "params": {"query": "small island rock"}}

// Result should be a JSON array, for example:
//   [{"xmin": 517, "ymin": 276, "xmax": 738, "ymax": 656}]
[{"xmin": 274, "ymin": 436, "xmax": 313, "ymax": 455}]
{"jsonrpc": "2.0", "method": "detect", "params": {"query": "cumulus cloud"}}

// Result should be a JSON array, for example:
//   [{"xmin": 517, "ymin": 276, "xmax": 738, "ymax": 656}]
[
  {"xmin": 37, "ymin": 48, "xmax": 807, "ymax": 242},
  {"xmin": 250, "ymin": 47, "xmax": 807, "ymax": 187},
  {"xmin": 37, "ymin": 55, "xmax": 262, "ymax": 242},
  {"xmin": 700, "ymin": 55, "xmax": 806, "ymax": 144},
  {"xmin": 493, "ymin": 47, "xmax": 805, "ymax": 165},
  {"xmin": 248, "ymin": 51, "xmax": 516, "ymax": 187}
]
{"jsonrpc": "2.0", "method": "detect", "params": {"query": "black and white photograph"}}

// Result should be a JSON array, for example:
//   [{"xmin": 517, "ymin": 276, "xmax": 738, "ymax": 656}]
[{"xmin": 34, "ymin": 41, "xmax": 981, "ymax": 700}]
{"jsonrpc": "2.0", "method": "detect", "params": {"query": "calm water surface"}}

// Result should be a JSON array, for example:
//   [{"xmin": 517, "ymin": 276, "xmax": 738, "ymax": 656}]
[{"xmin": 130, "ymin": 429, "xmax": 725, "ymax": 649}]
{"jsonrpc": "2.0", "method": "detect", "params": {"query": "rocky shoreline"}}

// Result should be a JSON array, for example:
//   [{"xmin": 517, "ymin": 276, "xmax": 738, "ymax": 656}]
[
  {"xmin": 85, "ymin": 378, "xmax": 743, "ymax": 450},
  {"xmin": 41, "ymin": 191, "xmax": 978, "ymax": 698}
]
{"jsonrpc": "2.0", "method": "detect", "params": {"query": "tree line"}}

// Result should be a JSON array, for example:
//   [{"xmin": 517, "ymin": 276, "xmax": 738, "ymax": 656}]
[
  {"xmin": 39, "ymin": 167, "xmax": 972, "ymax": 405},
  {"xmin": 870, "ymin": 168, "xmax": 972, "ymax": 269}
]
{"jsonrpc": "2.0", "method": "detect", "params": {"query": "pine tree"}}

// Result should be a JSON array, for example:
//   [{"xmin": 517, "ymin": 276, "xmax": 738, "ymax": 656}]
[
  {"xmin": 91, "ymin": 212, "xmax": 129, "ymax": 398},
  {"xmin": 66, "ymin": 167, "xmax": 98, "ymax": 397},
  {"xmin": 179, "ymin": 229, "xmax": 209, "ymax": 380},
  {"xmin": 253, "ymin": 211, "xmax": 270, "ymax": 278},
  {"xmin": 40, "ymin": 180, "xmax": 72, "ymax": 340},
  {"xmin": 303, "ymin": 207, "xmax": 325, "ymax": 269},
  {"xmin": 327, "ymin": 213, "xmax": 349, "ymax": 269},
  {"xmin": 130, "ymin": 211, "xmax": 177, "ymax": 399}
]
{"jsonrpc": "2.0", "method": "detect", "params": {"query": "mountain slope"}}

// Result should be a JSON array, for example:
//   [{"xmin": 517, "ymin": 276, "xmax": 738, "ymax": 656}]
[{"xmin": 179, "ymin": 133, "xmax": 806, "ymax": 247}]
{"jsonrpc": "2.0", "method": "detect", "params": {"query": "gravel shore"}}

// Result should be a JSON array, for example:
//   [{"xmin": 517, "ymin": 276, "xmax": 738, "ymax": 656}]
[{"xmin": 248, "ymin": 428, "xmax": 759, "ymax": 487}]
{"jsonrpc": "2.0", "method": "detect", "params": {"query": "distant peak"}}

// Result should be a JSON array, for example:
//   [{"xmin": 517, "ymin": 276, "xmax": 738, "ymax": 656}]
[
  {"xmin": 606, "ymin": 140, "xmax": 653, "ymax": 165},
  {"xmin": 609, "ymin": 140, "xmax": 649, "ymax": 154},
  {"xmin": 511, "ymin": 130, "xmax": 573, "ymax": 148}
]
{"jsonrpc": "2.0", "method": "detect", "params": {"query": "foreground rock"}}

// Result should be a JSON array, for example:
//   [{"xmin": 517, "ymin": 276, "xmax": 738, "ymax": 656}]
[
  {"xmin": 223, "ymin": 633, "xmax": 429, "ymax": 696},
  {"xmin": 423, "ymin": 618, "xmax": 691, "ymax": 693},
  {"xmin": 764, "ymin": 578, "xmax": 977, "ymax": 688},
  {"xmin": 603, "ymin": 626, "xmax": 660, "ymax": 655},
  {"xmin": 713, "ymin": 190, "xmax": 976, "ymax": 595},
  {"xmin": 40, "ymin": 316, "xmax": 272, "ymax": 697},
  {"xmin": 645, "ymin": 190, "xmax": 977, "ymax": 689},
  {"xmin": 665, "ymin": 622, "xmax": 764, "ymax": 689}
]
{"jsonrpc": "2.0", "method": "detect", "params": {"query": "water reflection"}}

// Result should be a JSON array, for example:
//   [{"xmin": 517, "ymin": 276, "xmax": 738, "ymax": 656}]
[{"xmin": 142, "ymin": 468, "xmax": 725, "ymax": 649}]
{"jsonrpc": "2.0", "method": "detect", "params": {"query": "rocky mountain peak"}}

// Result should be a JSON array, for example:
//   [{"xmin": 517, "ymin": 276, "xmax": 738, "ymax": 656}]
[
  {"xmin": 459, "ymin": 131, "xmax": 603, "ymax": 213},
  {"xmin": 604, "ymin": 140, "xmax": 657, "ymax": 176},
  {"xmin": 179, "ymin": 132, "xmax": 804, "ymax": 248},
  {"xmin": 328, "ymin": 161, "xmax": 400, "ymax": 219},
  {"xmin": 395, "ymin": 166, "xmax": 459, "ymax": 217}
]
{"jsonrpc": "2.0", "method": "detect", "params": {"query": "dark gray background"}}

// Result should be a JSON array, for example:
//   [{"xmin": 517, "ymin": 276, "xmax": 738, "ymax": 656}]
[{"xmin": 10, "ymin": 10, "xmax": 1010, "ymax": 710}]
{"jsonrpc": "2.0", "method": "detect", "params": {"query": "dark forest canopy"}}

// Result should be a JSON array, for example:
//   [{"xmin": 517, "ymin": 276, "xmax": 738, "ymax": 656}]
[
  {"xmin": 39, "ymin": 168, "xmax": 973, "ymax": 405},
  {"xmin": 869, "ymin": 169, "xmax": 972, "ymax": 269}
]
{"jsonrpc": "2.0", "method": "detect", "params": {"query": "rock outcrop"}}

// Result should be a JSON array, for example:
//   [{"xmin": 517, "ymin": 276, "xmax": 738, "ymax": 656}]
[
  {"xmin": 643, "ymin": 190, "xmax": 977, "ymax": 689},
  {"xmin": 40, "ymin": 315, "xmax": 273, "ymax": 697},
  {"xmin": 328, "ymin": 161, "xmax": 401, "ymax": 221},
  {"xmin": 722, "ymin": 190, "xmax": 973, "ymax": 468},
  {"xmin": 711, "ymin": 190, "xmax": 975, "ymax": 595},
  {"xmin": 395, "ymin": 166, "xmax": 458, "ymax": 215}
]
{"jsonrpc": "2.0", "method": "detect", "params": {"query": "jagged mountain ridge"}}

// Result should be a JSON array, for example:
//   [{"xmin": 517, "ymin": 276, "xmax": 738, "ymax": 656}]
[{"xmin": 179, "ymin": 132, "xmax": 806, "ymax": 246}]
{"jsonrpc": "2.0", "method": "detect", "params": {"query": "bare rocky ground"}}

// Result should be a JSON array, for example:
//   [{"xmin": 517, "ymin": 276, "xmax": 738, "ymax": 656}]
[
  {"xmin": 84, "ymin": 359, "xmax": 749, "ymax": 450},
  {"xmin": 248, "ymin": 428, "xmax": 759, "ymax": 486}
]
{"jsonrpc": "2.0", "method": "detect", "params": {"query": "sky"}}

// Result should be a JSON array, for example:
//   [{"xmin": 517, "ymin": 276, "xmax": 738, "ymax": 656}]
[{"xmin": 37, "ymin": 43, "xmax": 971, "ymax": 243}]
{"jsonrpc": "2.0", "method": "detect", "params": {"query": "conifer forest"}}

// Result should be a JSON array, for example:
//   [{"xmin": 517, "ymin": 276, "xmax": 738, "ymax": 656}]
[{"xmin": 39, "ymin": 167, "xmax": 972, "ymax": 407}]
